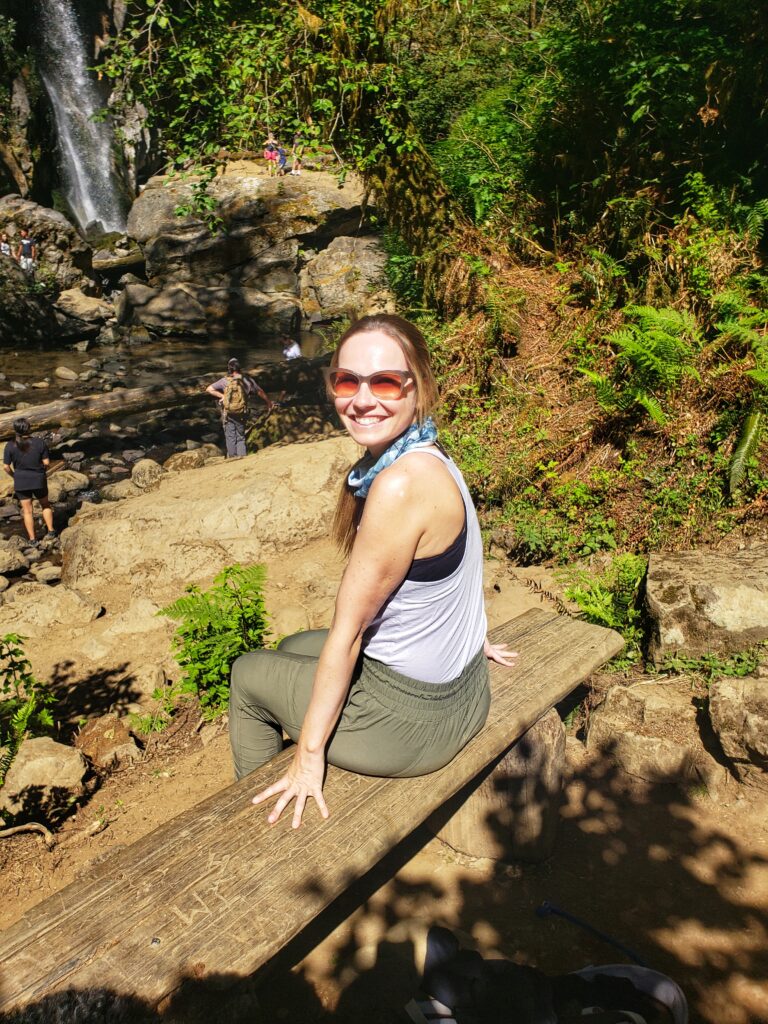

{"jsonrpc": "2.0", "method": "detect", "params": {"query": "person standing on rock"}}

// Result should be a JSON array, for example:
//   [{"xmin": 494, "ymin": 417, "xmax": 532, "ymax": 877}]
[
  {"xmin": 281, "ymin": 335, "xmax": 302, "ymax": 360},
  {"xmin": 15, "ymin": 228, "xmax": 37, "ymax": 275},
  {"xmin": 0, "ymin": 232, "xmax": 11, "ymax": 258},
  {"xmin": 205, "ymin": 358, "xmax": 273, "ymax": 458},
  {"xmin": 229, "ymin": 314, "xmax": 518, "ymax": 828},
  {"xmin": 2, "ymin": 418, "xmax": 56, "ymax": 546}
]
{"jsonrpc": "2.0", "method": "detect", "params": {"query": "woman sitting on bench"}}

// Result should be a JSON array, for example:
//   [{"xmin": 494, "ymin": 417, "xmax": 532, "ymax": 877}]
[{"xmin": 229, "ymin": 314, "xmax": 517, "ymax": 827}]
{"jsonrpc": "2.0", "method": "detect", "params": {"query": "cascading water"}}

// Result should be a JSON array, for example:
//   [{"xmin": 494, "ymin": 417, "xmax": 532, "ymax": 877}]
[{"xmin": 38, "ymin": 0, "xmax": 127, "ymax": 234}]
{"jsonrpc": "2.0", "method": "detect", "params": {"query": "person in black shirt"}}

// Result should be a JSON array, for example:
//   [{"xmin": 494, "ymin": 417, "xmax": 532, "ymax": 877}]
[
  {"xmin": 15, "ymin": 228, "xmax": 37, "ymax": 275},
  {"xmin": 2, "ymin": 418, "xmax": 55, "ymax": 544}
]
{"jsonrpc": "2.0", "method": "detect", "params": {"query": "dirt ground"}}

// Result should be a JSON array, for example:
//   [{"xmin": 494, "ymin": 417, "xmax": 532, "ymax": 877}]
[{"xmin": 0, "ymin": 534, "xmax": 767, "ymax": 1023}]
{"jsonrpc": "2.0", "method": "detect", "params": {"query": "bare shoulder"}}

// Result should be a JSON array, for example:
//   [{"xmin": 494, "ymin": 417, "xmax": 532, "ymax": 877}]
[{"xmin": 368, "ymin": 450, "xmax": 450, "ymax": 498}]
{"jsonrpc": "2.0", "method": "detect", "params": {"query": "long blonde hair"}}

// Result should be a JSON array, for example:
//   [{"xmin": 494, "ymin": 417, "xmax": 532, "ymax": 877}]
[{"xmin": 331, "ymin": 315, "xmax": 438, "ymax": 554}]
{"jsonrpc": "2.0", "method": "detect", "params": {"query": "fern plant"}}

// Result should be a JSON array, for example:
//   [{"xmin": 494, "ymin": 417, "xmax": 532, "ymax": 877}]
[
  {"xmin": 713, "ymin": 296, "xmax": 768, "ymax": 494},
  {"xmin": 580, "ymin": 305, "xmax": 700, "ymax": 424},
  {"xmin": 558, "ymin": 553, "xmax": 648, "ymax": 669},
  {"xmin": 160, "ymin": 564, "xmax": 270, "ymax": 719},
  {"xmin": 0, "ymin": 634, "xmax": 56, "ymax": 788}
]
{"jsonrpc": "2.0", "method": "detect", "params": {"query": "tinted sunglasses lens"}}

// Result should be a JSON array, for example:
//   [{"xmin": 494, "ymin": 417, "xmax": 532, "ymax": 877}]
[
  {"xmin": 369, "ymin": 373, "xmax": 405, "ymax": 399},
  {"xmin": 330, "ymin": 370, "xmax": 360, "ymax": 396}
]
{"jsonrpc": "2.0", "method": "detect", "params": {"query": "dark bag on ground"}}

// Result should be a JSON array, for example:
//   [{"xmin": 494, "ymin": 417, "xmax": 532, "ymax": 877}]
[{"xmin": 406, "ymin": 926, "xmax": 687, "ymax": 1024}]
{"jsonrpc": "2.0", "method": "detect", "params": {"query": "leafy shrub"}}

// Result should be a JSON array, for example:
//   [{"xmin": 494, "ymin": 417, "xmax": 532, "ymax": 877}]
[
  {"xmin": 0, "ymin": 634, "xmax": 56, "ymax": 787},
  {"xmin": 581, "ymin": 304, "xmax": 700, "ymax": 423},
  {"xmin": 559, "ymin": 553, "xmax": 648, "ymax": 668},
  {"xmin": 160, "ymin": 564, "xmax": 270, "ymax": 720}
]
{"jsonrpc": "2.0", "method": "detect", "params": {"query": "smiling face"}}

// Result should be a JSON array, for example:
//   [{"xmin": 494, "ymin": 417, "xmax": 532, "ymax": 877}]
[{"xmin": 333, "ymin": 329, "xmax": 418, "ymax": 457}]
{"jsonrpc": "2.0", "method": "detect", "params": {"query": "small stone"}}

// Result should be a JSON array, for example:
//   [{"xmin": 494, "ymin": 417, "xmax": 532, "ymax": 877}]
[
  {"xmin": 31, "ymin": 380, "xmax": 50, "ymax": 390},
  {"xmin": 74, "ymin": 713, "xmax": 140, "ymax": 768},
  {"xmin": 0, "ymin": 737, "xmax": 87, "ymax": 820},
  {"xmin": 108, "ymin": 423, "xmax": 123, "ymax": 433},
  {"xmin": 0, "ymin": 576, "xmax": 9, "ymax": 592},
  {"xmin": 55, "ymin": 366, "xmax": 79, "ymax": 381},
  {"xmin": 33, "ymin": 564, "xmax": 62, "ymax": 584},
  {"xmin": 131, "ymin": 458, "xmax": 165, "ymax": 490},
  {"xmin": 185, "ymin": 440, "xmax": 201, "ymax": 450},
  {"xmin": 121, "ymin": 449, "xmax": 146, "ymax": 463},
  {"xmin": 79, "ymin": 369, "xmax": 98, "ymax": 382}
]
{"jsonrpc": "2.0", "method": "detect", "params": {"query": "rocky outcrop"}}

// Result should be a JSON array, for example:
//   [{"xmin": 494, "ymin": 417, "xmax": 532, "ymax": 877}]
[
  {"xmin": 300, "ymin": 235, "xmax": 393, "ymax": 323},
  {"xmin": 0, "ymin": 196, "xmax": 98, "ymax": 293},
  {"xmin": 118, "ymin": 164, "xmax": 391, "ymax": 337},
  {"xmin": 0, "ymin": 254, "xmax": 59, "ymax": 344},
  {"xmin": 585, "ymin": 677, "xmax": 721, "ymax": 787},
  {"xmin": 0, "ymin": 583, "xmax": 103, "ymax": 633},
  {"xmin": 709, "ymin": 676, "xmax": 768, "ymax": 770},
  {"xmin": 61, "ymin": 434, "xmax": 359, "ymax": 596},
  {"xmin": 645, "ymin": 547, "xmax": 768, "ymax": 663}
]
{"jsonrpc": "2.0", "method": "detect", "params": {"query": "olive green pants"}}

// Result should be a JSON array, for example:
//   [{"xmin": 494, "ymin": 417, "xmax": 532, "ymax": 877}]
[{"xmin": 229, "ymin": 630, "xmax": 490, "ymax": 781}]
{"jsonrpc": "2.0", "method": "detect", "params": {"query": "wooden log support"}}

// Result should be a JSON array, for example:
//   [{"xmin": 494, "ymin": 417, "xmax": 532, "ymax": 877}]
[
  {"xmin": 429, "ymin": 706, "xmax": 566, "ymax": 863},
  {"xmin": 0, "ymin": 356, "xmax": 329, "ymax": 439},
  {"xmin": 0, "ymin": 609, "xmax": 623, "ymax": 1013}
]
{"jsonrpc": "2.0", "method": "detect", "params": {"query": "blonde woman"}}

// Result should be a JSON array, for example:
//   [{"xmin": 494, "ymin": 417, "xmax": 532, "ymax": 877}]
[{"xmin": 229, "ymin": 315, "xmax": 516, "ymax": 827}]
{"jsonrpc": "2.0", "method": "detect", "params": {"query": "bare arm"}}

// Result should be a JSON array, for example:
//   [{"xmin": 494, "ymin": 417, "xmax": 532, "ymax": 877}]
[
  {"xmin": 3, "ymin": 463, "xmax": 12, "ymax": 478},
  {"xmin": 252, "ymin": 465, "xmax": 426, "ymax": 827},
  {"xmin": 205, "ymin": 384, "xmax": 223, "ymax": 401}
]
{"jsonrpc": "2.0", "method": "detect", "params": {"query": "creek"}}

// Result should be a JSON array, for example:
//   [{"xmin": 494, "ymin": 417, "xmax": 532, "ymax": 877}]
[{"xmin": 0, "ymin": 330, "xmax": 326, "ymax": 548}]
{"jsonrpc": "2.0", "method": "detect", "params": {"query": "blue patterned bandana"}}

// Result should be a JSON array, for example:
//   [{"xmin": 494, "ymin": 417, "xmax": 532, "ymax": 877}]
[{"xmin": 348, "ymin": 417, "xmax": 438, "ymax": 498}]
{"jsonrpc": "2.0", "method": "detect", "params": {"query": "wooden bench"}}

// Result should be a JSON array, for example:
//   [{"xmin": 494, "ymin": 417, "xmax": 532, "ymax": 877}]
[{"xmin": 0, "ymin": 608, "xmax": 622, "ymax": 1014}]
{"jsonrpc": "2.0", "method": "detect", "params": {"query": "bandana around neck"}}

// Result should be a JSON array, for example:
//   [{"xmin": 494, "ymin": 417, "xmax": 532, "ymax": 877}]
[{"xmin": 347, "ymin": 417, "xmax": 438, "ymax": 498}]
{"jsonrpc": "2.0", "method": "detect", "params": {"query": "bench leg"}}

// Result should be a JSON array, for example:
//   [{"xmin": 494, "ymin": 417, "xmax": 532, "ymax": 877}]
[{"xmin": 428, "ymin": 707, "xmax": 566, "ymax": 863}]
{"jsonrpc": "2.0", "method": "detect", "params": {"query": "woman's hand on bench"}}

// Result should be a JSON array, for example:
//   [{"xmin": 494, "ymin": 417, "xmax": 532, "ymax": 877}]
[
  {"xmin": 484, "ymin": 637, "xmax": 519, "ymax": 668},
  {"xmin": 251, "ymin": 747, "xmax": 330, "ymax": 829}
]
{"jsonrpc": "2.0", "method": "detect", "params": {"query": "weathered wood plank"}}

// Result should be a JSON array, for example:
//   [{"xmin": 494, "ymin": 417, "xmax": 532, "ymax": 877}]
[{"xmin": 0, "ymin": 609, "xmax": 622, "ymax": 1011}]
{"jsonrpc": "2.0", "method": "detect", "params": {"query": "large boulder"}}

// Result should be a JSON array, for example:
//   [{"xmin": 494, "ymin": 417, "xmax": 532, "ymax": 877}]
[
  {"xmin": 300, "ymin": 235, "xmax": 392, "ymax": 323},
  {"xmin": 646, "ymin": 547, "xmax": 768, "ymax": 663},
  {"xmin": 54, "ymin": 288, "xmax": 113, "ymax": 325},
  {"xmin": 709, "ymin": 676, "xmax": 768, "ymax": 769},
  {"xmin": 47, "ymin": 469, "xmax": 90, "ymax": 503},
  {"xmin": 585, "ymin": 678, "xmax": 720, "ymax": 787},
  {"xmin": 120, "ymin": 164, "xmax": 379, "ymax": 337},
  {"xmin": 0, "ymin": 736, "xmax": 87, "ymax": 822},
  {"xmin": 61, "ymin": 434, "xmax": 359, "ymax": 596},
  {"xmin": 0, "ymin": 253, "xmax": 59, "ymax": 344},
  {"xmin": 0, "ymin": 582, "xmax": 103, "ymax": 632},
  {"xmin": 0, "ymin": 195, "xmax": 98, "ymax": 292}
]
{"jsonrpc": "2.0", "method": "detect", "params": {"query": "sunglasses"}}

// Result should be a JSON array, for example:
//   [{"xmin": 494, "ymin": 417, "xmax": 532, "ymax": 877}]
[{"xmin": 323, "ymin": 367, "xmax": 413, "ymax": 400}]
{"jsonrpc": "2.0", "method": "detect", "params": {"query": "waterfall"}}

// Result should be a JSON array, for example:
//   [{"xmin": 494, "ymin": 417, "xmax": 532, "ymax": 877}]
[{"xmin": 39, "ymin": 0, "xmax": 127, "ymax": 234}]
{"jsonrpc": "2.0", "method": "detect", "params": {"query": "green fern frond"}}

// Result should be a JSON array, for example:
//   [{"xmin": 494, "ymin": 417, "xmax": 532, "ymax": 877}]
[
  {"xmin": 729, "ymin": 410, "xmax": 764, "ymax": 495},
  {"xmin": 632, "ymin": 391, "xmax": 666, "ymax": 424},
  {"xmin": 579, "ymin": 368, "xmax": 619, "ymax": 411},
  {"xmin": 747, "ymin": 368, "xmax": 768, "ymax": 389}
]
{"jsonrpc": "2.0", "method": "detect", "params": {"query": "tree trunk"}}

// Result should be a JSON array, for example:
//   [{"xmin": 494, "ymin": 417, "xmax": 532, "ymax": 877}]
[{"xmin": 0, "ymin": 357, "xmax": 328, "ymax": 439}]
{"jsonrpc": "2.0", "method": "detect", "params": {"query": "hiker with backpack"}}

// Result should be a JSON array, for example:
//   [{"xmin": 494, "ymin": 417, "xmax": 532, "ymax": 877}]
[{"xmin": 205, "ymin": 358, "xmax": 273, "ymax": 458}]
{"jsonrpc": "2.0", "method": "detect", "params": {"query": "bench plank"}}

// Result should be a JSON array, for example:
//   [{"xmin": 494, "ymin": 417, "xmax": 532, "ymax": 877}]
[{"xmin": 0, "ymin": 608, "xmax": 622, "ymax": 1011}]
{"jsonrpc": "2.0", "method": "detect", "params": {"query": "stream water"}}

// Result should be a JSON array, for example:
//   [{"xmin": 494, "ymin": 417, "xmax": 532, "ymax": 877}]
[{"xmin": 0, "ymin": 331, "xmax": 326, "ymax": 552}]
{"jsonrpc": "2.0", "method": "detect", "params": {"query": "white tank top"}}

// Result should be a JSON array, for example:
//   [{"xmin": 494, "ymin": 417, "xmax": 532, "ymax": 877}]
[{"xmin": 362, "ymin": 448, "xmax": 487, "ymax": 684}]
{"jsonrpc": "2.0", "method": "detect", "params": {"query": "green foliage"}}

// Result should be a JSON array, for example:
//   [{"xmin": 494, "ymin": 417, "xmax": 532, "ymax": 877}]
[
  {"xmin": 0, "ymin": 634, "xmax": 56, "ymax": 788},
  {"xmin": 559, "ymin": 553, "xmax": 648, "ymax": 668},
  {"xmin": 581, "ymin": 305, "xmax": 700, "ymax": 423},
  {"xmin": 658, "ymin": 645, "xmax": 765, "ymax": 685},
  {"xmin": 160, "ymin": 564, "xmax": 270, "ymax": 719}
]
